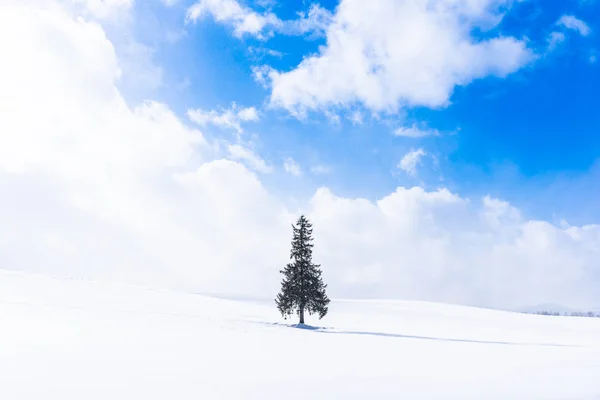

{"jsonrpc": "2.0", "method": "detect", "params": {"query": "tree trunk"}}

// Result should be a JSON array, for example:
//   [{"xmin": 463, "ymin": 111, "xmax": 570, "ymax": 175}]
[{"xmin": 299, "ymin": 307, "xmax": 305, "ymax": 325}]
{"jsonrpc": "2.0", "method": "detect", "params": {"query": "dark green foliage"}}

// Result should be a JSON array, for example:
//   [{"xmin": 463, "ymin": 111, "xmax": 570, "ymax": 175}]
[{"xmin": 275, "ymin": 215, "xmax": 330, "ymax": 324}]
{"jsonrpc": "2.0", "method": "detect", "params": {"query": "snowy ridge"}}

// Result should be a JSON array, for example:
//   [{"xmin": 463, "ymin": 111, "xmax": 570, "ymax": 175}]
[{"xmin": 1, "ymin": 269, "xmax": 600, "ymax": 399}]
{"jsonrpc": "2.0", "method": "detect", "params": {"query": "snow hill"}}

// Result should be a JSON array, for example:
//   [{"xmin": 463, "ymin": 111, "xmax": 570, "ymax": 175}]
[{"xmin": 1, "ymin": 269, "xmax": 599, "ymax": 399}]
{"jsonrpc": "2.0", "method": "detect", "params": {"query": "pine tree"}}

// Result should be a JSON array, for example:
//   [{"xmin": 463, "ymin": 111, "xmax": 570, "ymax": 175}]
[{"xmin": 275, "ymin": 215, "xmax": 330, "ymax": 325}]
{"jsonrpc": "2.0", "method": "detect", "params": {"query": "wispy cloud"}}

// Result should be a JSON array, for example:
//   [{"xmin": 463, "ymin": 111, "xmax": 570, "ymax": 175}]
[
  {"xmin": 349, "ymin": 110, "xmax": 363, "ymax": 125},
  {"xmin": 248, "ymin": 46, "xmax": 284, "ymax": 60},
  {"xmin": 558, "ymin": 15, "xmax": 591, "ymax": 36},
  {"xmin": 283, "ymin": 157, "xmax": 302, "ymax": 176},
  {"xmin": 187, "ymin": 103, "xmax": 259, "ymax": 133},
  {"xmin": 545, "ymin": 15, "xmax": 591, "ymax": 54},
  {"xmin": 252, "ymin": 65, "xmax": 275, "ymax": 88},
  {"xmin": 398, "ymin": 148, "xmax": 427, "ymax": 176},
  {"xmin": 310, "ymin": 165, "xmax": 331, "ymax": 175},
  {"xmin": 547, "ymin": 31, "xmax": 566, "ymax": 51},
  {"xmin": 186, "ymin": 0, "xmax": 281, "ymax": 38},
  {"xmin": 227, "ymin": 144, "xmax": 273, "ymax": 173},
  {"xmin": 394, "ymin": 124, "xmax": 440, "ymax": 138},
  {"xmin": 186, "ymin": 0, "xmax": 331, "ymax": 39}
]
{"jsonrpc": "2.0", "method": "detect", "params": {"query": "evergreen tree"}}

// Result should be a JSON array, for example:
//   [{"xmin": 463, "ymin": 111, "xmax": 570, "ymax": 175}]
[{"xmin": 275, "ymin": 215, "xmax": 330, "ymax": 324}]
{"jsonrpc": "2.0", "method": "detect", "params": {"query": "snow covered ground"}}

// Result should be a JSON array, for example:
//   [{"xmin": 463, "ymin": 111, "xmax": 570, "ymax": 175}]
[{"xmin": 1, "ymin": 269, "xmax": 599, "ymax": 399}]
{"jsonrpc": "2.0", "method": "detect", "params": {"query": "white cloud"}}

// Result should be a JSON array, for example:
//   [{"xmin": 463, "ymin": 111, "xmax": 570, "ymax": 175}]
[
  {"xmin": 118, "ymin": 41, "xmax": 164, "ymax": 92},
  {"xmin": 186, "ymin": 0, "xmax": 331, "ymax": 39},
  {"xmin": 309, "ymin": 188, "xmax": 600, "ymax": 309},
  {"xmin": 324, "ymin": 110, "xmax": 341, "ymax": 125},
  {"xmin": 0, "ymin": 1, "xmax": 199, "ymax": 179},
  {"xmin": 256, "ymin": 0, "xmax": 276, "ymax": 7},
  {"xmin": 481, "ymin": 196, "xmax": 521, "ymax": 229},
  {"xmin": 69, "ymin": 0, "xmax": 133, "ymax": 20},
  {"xmin": 394, "ymin": 124, "xmax": 440, "ymax": 138},
  {"xmin": 187, "ymin": 0, "xmax": 281, "ymax": 38},
  {"xmin": 545, "ymin": 16, "xmax": 591, "ymax": 54},
  {"xmin": 283, "ymin": 157, "xmax": 302, "ymax": 177},
  {"xmin": 267, "ymin": 0, "xmax": 533, "ymax": 117},
  {"xmin": 248, "ymin": 46, "xmax": 284, "ymax": 59},
  {"xmin": 547, "ymin": 31, "xmax": 566, "ymax": 51},
  {"xmin": 0, "ymin": 0, "xmax": 291, "ymax": 296},
  {"xmin": 67, "ymin": 0, "xmax": 166, "ymax": 99},
  {"xmin": 237, "ymin": 106, "xmax": 260, "ymax": 121},
  {"xmin": 2, "ymin": 0, "xmax": 600, "ymax": 313},
  {"xmin": 398, "ymin": 149, "xmax": 427, "ymax": 176},
  {"xmin": 227, "ymin": 144, "xmax": 273, "ymax": 173},
  {"xmin": 558, "ymin": 15, "xmax": 591, "ymax": 37},
  {"xmin": 281, "ymin": 4, "xmax": 333, "ymax": 37},
  {"xmin": 252, "ymin": 65, "xmax": 275, "ymax": 88},
  {"xmin": 187, "ymin": 103, "xmax": 259, "ymax": 133},
  {"xmin": 348, "ymin": 110, "xmax": 363, "ymax": 125}
]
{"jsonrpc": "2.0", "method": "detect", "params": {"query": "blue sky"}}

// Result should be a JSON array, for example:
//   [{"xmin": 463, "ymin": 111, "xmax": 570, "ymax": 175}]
[
  {"xmin": 119, "ymin": 0, "xmax": 600, "ymax": 224},
  {"xmin": 2, "ymin": 0, "xmax": 600, "ymax": 308}
]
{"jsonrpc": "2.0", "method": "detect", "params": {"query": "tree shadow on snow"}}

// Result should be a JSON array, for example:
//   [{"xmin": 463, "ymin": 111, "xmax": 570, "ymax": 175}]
[
  {"xmin": 317, "ymin": 330, "xmax": 576, "ymax": 347},
  {"xmin": 262, "ymin": 322, "xmax": 332, "ymax": 331},
  {"xmin": 255, "ymin": 322, "xmax": 577, "ymax": 347}
]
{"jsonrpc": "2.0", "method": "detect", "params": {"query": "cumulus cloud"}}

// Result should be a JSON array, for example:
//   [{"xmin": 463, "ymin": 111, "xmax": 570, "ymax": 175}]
[
  {"xmin": 0, "ymin": 0, "xmax": 292, "ymax": 296},
  {"xmin": 558, "ymin": 15, "xmax": 592, "ymax": 37},
  {"xmin": 394, "ymin": 124, "xmax": 441, "ymax": 138},
  {"xmin": 266, "ymin": 0, "xmax": 533, "ymax": 117},
  {"xmin": 186, "ymin": 0, "xmax": 331, "ymax": 39},
  {"xmin": 187, "ymin": 103, "xmax": 259, "ymax": 133},
  {"xmin": 309, "ymin": 187, "xmax": 600, "ymax": 309},
  {"xmin": 67, "ymin": 0, "xmax": 165, "ymax": 98},
  {"xmin": 398, "ymin": 149, "xmax": 427, "ymax": 176},
  {"xmin": 2, "ymin": 0, "xmax": 600, "ymax": 312}
]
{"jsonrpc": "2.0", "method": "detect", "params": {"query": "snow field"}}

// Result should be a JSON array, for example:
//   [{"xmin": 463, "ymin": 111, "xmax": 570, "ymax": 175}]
[{"xmin": 1, "ymin": 270, "xmax": 599, "ymax": 399}]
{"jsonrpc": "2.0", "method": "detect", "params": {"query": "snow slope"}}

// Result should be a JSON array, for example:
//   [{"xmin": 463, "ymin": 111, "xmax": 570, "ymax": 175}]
[{"xmin": 1, "ymin": 270, "xmax": 599, "ymax": 399}]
